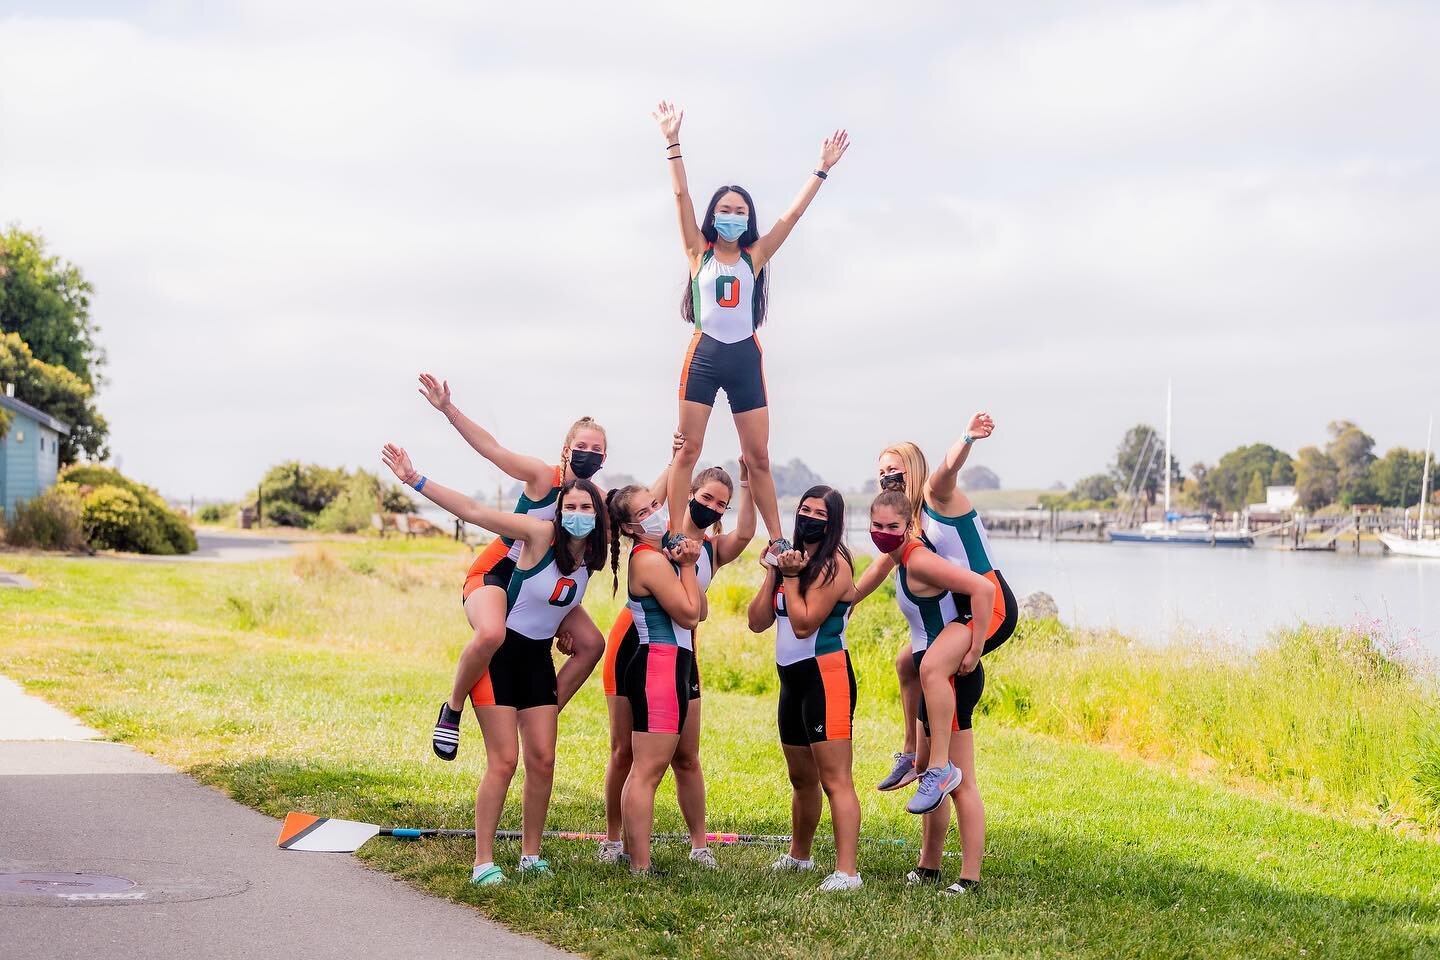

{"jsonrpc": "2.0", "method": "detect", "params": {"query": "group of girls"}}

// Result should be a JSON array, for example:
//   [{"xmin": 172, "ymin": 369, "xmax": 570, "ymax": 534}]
[{"xmin": 376, "ymin": 101, "xmax": 1016, "ymax": 896}]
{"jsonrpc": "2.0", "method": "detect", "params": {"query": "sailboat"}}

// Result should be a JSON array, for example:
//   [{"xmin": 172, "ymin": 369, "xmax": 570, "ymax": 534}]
[
  {"xmin": 1377, "ymin": 416, "xmax": 1440, "ymax": 558},
  {"xmin": 1107, "ymin": 381, "xmax": 1254, "ymax": 547}
]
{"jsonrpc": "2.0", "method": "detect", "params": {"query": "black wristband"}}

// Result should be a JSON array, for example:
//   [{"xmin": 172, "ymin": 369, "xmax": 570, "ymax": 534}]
[
  {"xmin": 666, "ymin": 142, "xmax": 680, "ymax": 150},
  {"xmin": 668, "ymin": 155, "xmax": 682, "ymax": 161},
  {"xmin": 813, "ymin": 169, "xmax": 828, "ymax": 180}
]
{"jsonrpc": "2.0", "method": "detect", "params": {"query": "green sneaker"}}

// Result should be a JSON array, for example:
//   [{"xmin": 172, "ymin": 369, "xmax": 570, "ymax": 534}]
[
  {"xmin": 470, "ymin": 864, "xmax": 506, "ymax": 886},
  {"xmin": 518, "ymin": 856, "xmax": 551, "ymax": 875}
]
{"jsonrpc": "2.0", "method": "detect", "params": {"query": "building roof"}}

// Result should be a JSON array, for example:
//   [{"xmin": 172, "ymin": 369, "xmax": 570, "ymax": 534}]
[{"xmin": 0, "ymin": 393, "xmax": 72, "ymax": 435}]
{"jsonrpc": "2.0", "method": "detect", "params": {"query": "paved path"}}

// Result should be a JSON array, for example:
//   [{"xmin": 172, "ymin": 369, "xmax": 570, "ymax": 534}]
[{"xmin": 0, "ymin": 676, "xmax": 571, "ymax": 960}]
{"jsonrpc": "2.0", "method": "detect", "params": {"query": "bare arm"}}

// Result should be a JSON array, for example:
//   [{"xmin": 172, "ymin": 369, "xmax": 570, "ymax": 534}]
[
  {"xmin": 632, "ymin": 544, "xmax": 704, "ymax": 631},
  {"xmin": 648, "ymin": 431, "xmax": 685, "ymax": 507},
  {"xmin": 747, "ymin": 565, "xmax": 779, "ymax": 633},
  {"xmin": 779, "ymin": 553, "xmax": 854, "ymax": 639},
  {"xmin": 851, "ymin": 552, "xmax": 896, "ymax": 605},
  {"xmin": 715, "ymin": 457, "xmax": 757, "ymax": 567},
  {"xmin": 749, "ymin": 129, "xmax": 849, "ymax": 271},
  {"xmin": 926, "ymin": 411, "xmax": 995, "ymax": 512},
  {"xmin": 905, "ymin": 549, "xmax": 995, "ymax": 667},
  {"xmin": 653, "ymin": 101, "xmax": 706, "ymax": 260},
  {"xmin": 380, "ymin": 444, "xmax": 552, "ymax": 543},
  {"xmin": 417, "ymin": 374, "xmax": 553, "ymax": 498}
]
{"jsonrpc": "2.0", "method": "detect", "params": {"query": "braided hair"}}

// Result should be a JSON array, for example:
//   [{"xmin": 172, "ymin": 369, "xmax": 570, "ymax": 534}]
[{"xmin": 605, "ymin": 484, "xmax": 646, "ymax": 595}]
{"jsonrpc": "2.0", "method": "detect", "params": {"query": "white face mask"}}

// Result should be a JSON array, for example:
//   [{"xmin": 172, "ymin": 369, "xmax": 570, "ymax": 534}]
[{"xmin": 636, "ymin": 506, "xmax": 669, "ymax": 538}]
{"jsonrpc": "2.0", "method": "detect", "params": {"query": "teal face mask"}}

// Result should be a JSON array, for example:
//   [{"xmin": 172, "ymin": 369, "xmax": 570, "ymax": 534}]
[
  {"xmin": 561, "ymin": 511, "xmax": 597, "ymax": 538},
  {"xmin": 713, "ymin": 213, "xmax": 747, "ymax": 242}
]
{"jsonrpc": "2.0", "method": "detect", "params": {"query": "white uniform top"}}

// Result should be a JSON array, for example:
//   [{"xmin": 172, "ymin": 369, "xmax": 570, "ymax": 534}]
[
  {"xmin": 921, "ymin": 504, "xmax": 999, "ymax": 575},
  {"xmin": 773, "ymin": 582, "xmax": 852, "ymax": 667},
  {"xmin": 691, "ymin": 246, "xmax": 757, "ymax": 344},
  {"xmin": 504, "ymin": 547, "xmax": 590, "ymax": 641},
  {"xmin": 893, "ymin": 540, "xmax": 961, "ymax": 654},
  {"xmin": 695, "ymin": 537, "xmax": 716, "ymax": 592}
]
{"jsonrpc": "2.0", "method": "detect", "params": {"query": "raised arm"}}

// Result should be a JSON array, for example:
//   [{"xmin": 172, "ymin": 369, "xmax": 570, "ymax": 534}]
[
  {"xmin": 925, "ymin": 411, "xmax": 995, "ymax": 512},
  {"xmin": 851, "ymin": 551, "xmax": 896, "ymax": 605},
  {"xmin": 417, "ymin": 373, "xmax": 554, "ymax": 498},
  {"xmin": 747, "ymin": 563, "xmax": 780, "ymax": 633},
  {"xmin": 715, "ymin": 456, "xmax": 757, "ymax": 567},
  {"xmin": 653, "ymin": 101, "xmax": 706, "ymax": 260},
  {"xmin": 648, "ymin": 431, "xmax": 686, "ymax": 507},
  {"xmin": 777, "ymin": 552, "xmax": 853, "ymax": 639},
  {"xmin": 749, "ymin": 129, "xmax": 849, "ymax": 271},
  {"xmin": 633, "ymin": 539, "xmax": 704, "ymax": 631},
  {"xmin": 381, "ymin": 443, "xmax": 551, "ymax": 544}
]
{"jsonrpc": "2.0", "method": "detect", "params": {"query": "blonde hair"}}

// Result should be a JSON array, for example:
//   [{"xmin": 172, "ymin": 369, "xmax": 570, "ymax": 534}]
[
  {"xmin": 880, "ymin": 441, "xmax": 928, "ymax": 537},
  {"xmin": 563, "ymin": 416, "xmax": 607, "ymax": 457}
]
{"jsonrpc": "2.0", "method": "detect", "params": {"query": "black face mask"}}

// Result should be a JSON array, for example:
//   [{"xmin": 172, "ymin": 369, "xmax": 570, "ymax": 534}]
[
  {"xmin": 794, "ymin": 514, "xmax": 828, "ymax": 544},
  {"xmin": 688, "ymin": 498, "xmax": 723, "ymax": 529},
  {"xmin": 569, "ymin": 450, "xmax": 603, "ymax": 480},
  {"xmin": 879, "ymin": 471, "xmax": 906, "ymax": 492}
]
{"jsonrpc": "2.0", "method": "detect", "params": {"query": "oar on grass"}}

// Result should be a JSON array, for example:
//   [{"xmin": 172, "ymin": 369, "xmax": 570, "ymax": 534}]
[{"xmin": 276, "ymin": 811, "xmax": 906, "ymax": 853}]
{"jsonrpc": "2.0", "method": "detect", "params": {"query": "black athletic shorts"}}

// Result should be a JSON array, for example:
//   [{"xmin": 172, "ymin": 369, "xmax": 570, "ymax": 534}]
[
  {"xmin": 776, "ymin": 650, "xmax": 856, "ymax": 747},
  {"xmin": 469, "ymin": 629, "xmax": 556, "ymax": 711},
  {"xmin": 914, "ymin": 650, "xmax": 985, "ymax": 736},
  {"xmin": 954, "ymin": 569, "xmax": 1018, "ymax": 655},
  {"xmin": 679, "ymin": 332, "xmax": 767, "ymax": 413}
]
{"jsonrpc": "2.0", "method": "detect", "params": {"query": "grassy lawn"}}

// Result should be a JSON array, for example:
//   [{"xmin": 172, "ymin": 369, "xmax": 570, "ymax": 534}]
[{"xmin": 2, "ymin": 540, "xmax": 1438, "ymax": 959}]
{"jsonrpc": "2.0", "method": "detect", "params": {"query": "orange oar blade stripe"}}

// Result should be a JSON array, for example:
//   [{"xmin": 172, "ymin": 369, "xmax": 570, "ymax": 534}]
[{"xmin": 277, "ymin": 812, "xmax": 324, "ymax": 847}]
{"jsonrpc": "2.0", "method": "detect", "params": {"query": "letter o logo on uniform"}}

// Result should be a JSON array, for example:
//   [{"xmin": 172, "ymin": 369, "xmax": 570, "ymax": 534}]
[
  {"xmin": 548, "ymin": 578, "xmax": 578, "ymax": 607},
  {"xmin": 715, "ymin": 276, "xmax": 740, "ymax": 308}
]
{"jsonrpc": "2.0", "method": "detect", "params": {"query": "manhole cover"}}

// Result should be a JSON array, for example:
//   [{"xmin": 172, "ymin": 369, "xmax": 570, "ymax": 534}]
[
  {"xmin": 0, "ymin": 873, "xmax": 138, "ymax": 901},
  {"xmin": 0, "ymin": 860, "xmax": 248, "ymax": 907}
]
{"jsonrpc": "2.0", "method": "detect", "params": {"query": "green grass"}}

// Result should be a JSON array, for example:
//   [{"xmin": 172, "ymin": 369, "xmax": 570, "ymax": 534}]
[{"xmin": 2, "ymin": 541, "xmax": 1439, "ymax": 959}]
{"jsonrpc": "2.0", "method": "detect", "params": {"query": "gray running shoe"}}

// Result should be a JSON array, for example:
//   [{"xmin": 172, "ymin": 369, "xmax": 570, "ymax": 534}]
[
  {"xmin": 768, "ymin": 853, "xmax": 816, "ymax": 872},
  {"xmin": 877, "ymin": 752, "xmax": 919, "ymax": 791},
  {"xmin": 762, "ymin": 538, "xmax": 793, "ymax": 567},
  {"xmin": 688, "ymin": 848, "xmax": 718, "ymax": 869},
  {"xmin": 906, "ymin": 762, "xmax": 962, "ymax": 815},
  {"xmin": 597, "ymin": 840, "xmax": 624, "ymax": 864}
]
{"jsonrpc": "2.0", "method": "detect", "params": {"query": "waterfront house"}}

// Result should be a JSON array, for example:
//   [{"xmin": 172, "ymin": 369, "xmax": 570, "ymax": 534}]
[{"xmin": 0, "ymin": 390, "xmax": 71, "ymax": 522}]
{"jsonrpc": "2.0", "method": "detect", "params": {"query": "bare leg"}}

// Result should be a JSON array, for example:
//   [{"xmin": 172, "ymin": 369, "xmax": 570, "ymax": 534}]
[
  {"xmin": 667, "ymin": 400, "xmax": 714, "ymax": 532},
  {"xmin": 918, "ymin": 621, "xmax": 975, "ymax": 773},
  {"xmin": 516, "ymin": 706, "xmax": 558, "ymax": 859},
  {"xmin": 781, "ymin": 744, "xmax": 822, "ymax": 862},
  {"xmin": 554, "ymin": 606, "xmax": 603, "ymax": 709},
  {"xmin": 896, "ymin": 642, "xmax": 920, "ymax": 755},
  {"xmin": 734, "ymin": 406, "xmax": 781, "ymax": 542},
  {"xmin": 472, "ymin": 706, "xmax": 519, "ymax": 866},
  {"xmin": 453, "ymin": 586, "xmax": 508, "ymax": 711},
  {"xmin": 671, "ymin": 698, "xmax": 707, "ymax": 849},
  {"xmin": 604, "ymin": 695, "xmax": 633, "ymax": 842},
  {"xmin": 621, "ymin": 730, "xmax": 680, "ymax": 871},
  {"xmin": 811, "ymin": 739, "xmax": 860, "ymax": 876},
  {"xmin": 951, "ymin": 729, "xmax": 984, "ymax": 881},
  {"xmin": 914, "ymin": 727, "xmax": 948, "ymax": 871}
]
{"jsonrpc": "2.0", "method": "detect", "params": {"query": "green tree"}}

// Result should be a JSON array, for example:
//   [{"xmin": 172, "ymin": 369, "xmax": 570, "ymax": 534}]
[
  {"xmin": 0, "ymin": 332, "xmax": 109, "ymax": 463},
  {"xmin": 1111, "ymin": 424, "xmax": 1180, "ymax": 505},
  {"xmin": 0, "ymin": 227, "xmax": 105, "ymax": 386},
  {"xmin": 255, "ymin": 462, "xmax": 413, "ymax": 528},
  {"xmin": 1186, "ymin": 462, "xmax": 1220, "ymax": 511},
  {"xmin": 1325, "ymin": 421, "xmax": 1377, "ymax": 505},
  {"xmin": 1245, "ymin": 470, "xmax": 1266, "ymax": 507},
  {"xmin": 1295, "ymin": 446, "xmax": 1339, "ymax": 510},
  {"xmin": 1371, "ymin": 447, "xmax": 1428, "ymax": 508},
  {"xmin": 1197, "ymin": 444, "xmax": 1295, "ymax": 512},
  {"xmin": 1072, "ymin": 473, "xmax": 1117, "ymax": 504}
]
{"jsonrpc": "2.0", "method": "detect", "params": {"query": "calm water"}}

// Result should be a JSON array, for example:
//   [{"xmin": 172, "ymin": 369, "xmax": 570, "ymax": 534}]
[{"xmin": 956, "ymin": 538, "xmax": 1439, "ymax": 650}]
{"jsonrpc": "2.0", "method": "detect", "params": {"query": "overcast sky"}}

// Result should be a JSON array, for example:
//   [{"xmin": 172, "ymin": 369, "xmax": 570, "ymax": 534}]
[{"xmin": 2, "ymin": 0, "xmax": 1437, "ymax": 501}]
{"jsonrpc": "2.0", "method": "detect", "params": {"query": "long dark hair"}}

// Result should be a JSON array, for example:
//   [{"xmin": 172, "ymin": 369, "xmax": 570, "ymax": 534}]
[
  {"xmin": 552, "ymin": 478, "xmax": 608, "ymax": 575},
  {"xmin": 793, "ymin": 484, "xmax": 850, "ymax": 597},
  {"xmin": 605, "ymin": 484, "xmax": 647, "ymax": 595},
  {"xmin": 680, "ymin": 184, "xmax": 770, "ymax": 329}
]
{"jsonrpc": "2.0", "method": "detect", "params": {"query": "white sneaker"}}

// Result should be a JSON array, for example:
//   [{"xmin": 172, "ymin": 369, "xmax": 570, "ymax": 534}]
[
  {"xmin": 818, "ymin": 871, "xmax": 863, "ymax": 892},
  {"xmin": 597, "ymin": 840, "xmax": 624, "ymax": 864},
  {"xmin": 689, "ymin": 847, "xmax": 718, "ymax": 869},
  {"xmin": 768, "ymin": 853, "xmax": 816, "ymax": 872}
]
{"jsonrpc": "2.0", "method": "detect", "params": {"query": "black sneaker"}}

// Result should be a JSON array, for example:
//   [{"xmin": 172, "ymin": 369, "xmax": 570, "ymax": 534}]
[
  {"xmin": 432, "ymin": 702, "xmax": 462, "ymax": 760},
  {"xmin": 944, "ymin": 878, "xmax": 980, "ymax": 896},
  {"xmin": 762, "ymin": 538, "xmax": 793, "ymax": 567}
]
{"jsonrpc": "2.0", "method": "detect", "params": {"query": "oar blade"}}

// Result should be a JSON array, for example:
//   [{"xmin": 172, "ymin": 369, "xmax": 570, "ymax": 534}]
[{"xmin": 276, "ymin": 812, "xmax": 381, "ymax": 853}]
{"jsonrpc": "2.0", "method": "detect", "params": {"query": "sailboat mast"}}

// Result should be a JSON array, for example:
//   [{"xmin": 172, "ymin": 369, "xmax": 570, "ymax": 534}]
[
  {"xmin": 1164, "ymin": 379, "xmax": 1172, "ymax": 519},
  {"xmin": 1421, "ymin": 415, "xmax": 1433, "ymax": 539}
]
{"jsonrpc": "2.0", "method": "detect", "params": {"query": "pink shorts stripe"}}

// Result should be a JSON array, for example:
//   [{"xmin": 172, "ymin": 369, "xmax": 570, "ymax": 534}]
[{"xmin": 644, "ymin": 644, "xmax": 682, "ymax": 735}]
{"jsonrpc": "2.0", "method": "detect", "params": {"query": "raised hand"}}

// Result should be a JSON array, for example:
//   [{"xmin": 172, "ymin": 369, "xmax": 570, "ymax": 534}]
[
  {"xmin": 818, "ymin": 129, "xmax": 850, "ymax": 172},
  {"xmin": 381, "ymin": 443, "xmax": 418, "ymax": 485},
  {"xmin": 418, "ymin": 373, "xmax": 451, "ymax": 411},
  {"xmin": 667, "ymin": 536, "xmax": 702, "ymax": 566},
  {"xmin": 738, "ymin": 455, "xmax": 749, "ymax": 484},
  {"xmin": 652, "ymin": 101, "xmax": 684, "ymax": 143},
  {"xmin": 776, "ymin": 549, "xmax": 807, "ymax": 577},
  {"xmin": 966, "ymin": 412, "xmax": 995, "ymax": 441},
  {"xmin": 672, "ymin": 431, "xmax": 687, "ymax": 459}
]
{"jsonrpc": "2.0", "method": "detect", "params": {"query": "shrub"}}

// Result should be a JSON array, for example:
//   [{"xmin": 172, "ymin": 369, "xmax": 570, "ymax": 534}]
[
  {"xmin": 61, "ymin": 464, "xmax": 196, "ymax": 554},
  {"xmin": 197, "ymin": 502, "xmax": 237, "ymax": 524},
  {"xmin": 4, "ymin": 484, "xmax": 87, "ymax": 550}
]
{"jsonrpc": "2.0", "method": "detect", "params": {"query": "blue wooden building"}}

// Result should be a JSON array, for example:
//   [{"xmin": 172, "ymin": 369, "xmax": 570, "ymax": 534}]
[{"xmin": 0, "ymin": 393, "xmax": 71, "ymax": 522}]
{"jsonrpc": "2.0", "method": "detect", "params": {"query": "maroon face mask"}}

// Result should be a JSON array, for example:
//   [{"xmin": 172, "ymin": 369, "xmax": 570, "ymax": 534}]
[{"xmin": 871, "ymin": 530, "xmax": 905, "ymax": 554}]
